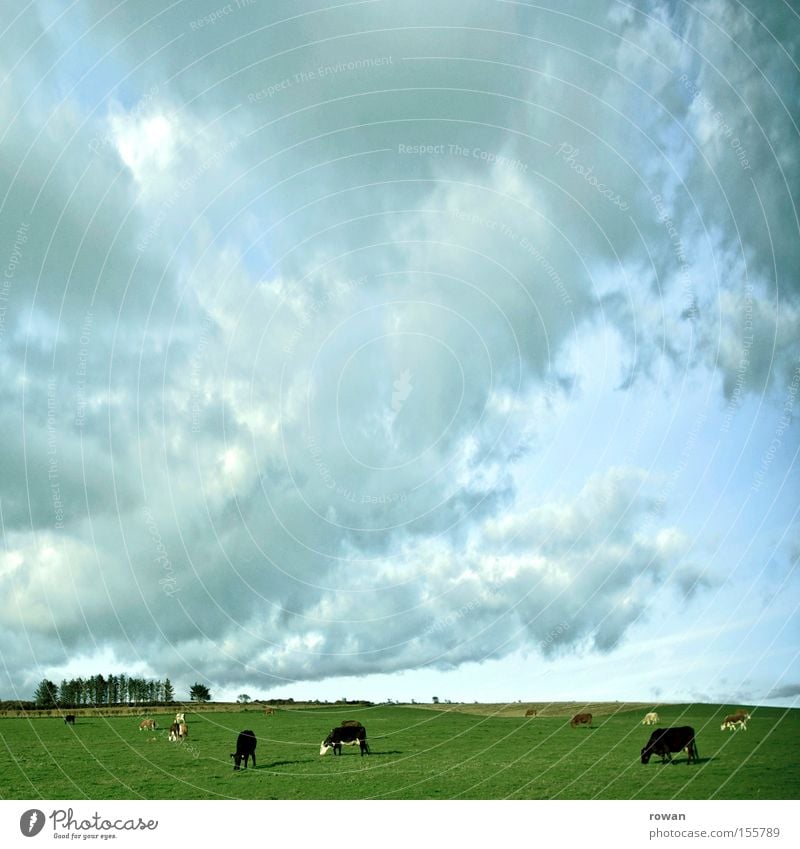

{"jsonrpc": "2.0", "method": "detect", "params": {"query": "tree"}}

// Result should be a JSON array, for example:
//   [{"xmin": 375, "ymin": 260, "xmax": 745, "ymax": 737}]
[
  {"xmin": 236, "ymin": 694, "xmax": 251, "ymax": 704},
  {"xmin": 34, "ymin": 679, "xmax": 59, "ymax": 708},
  {"xmin": 163, "ymin": 678, "xmax": 175, "ymax": 703},
  {"xmin": 107, "ymin": 674, "xmax": 118, "ymax": 705},
  {"xmin": 60, "ymin": 679, "xmax": 74, "ymax": 707},
  {"xmin": 432, "ymin": 696, "xmax": 439, "ymax": 704},
  {"xmin": 190, "ymin": 683, "xmax": 211, "ymax": 703}
]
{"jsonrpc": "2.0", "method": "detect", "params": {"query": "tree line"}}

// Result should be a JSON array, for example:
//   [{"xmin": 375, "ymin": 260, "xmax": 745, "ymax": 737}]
[{"xmin": 32, "ymin": 675, "xmax": 177, "ymax": 708}]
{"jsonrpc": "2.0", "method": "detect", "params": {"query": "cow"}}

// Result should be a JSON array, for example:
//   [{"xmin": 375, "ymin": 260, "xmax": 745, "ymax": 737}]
[
  {"xmin": 264, "ymin": 708, "xmax": 275, "ymax": 716},
  {"xmin": 642, "ymin": 712, "xmax": 659, "ymax": 725},
  {"xmin": 641, "ymin": 726, "xmax": 698, "ymax": 764},
  {"xmin": 64, "ymin": 714, "xmax": 75, "ymax": 725},
  {"xmin": 731, "ymin": 709, "xmax": 750, "ymax": 721},
  {"xmin": 231, "ymin": 730, "xmax": 257, "ymax": 770},
  {"xmin": 570, "ymin": 712, "xmax": 592, "ymax": 727},
  {"xmin": 721, "ymin": 715, "xmax": 747, "ymax": 731},
  {"xmin": 169, "ymin": 721, "xmax": 188, "ymax": 742},
  {"xmin": 139, "ymin": 719, "xmax": 157, "ymax": 731},
  {"xmin": 525, "ymin": 709, "xmax": 537, "ymax": 717},
  {"xmin": 320, "ymin": 723, "xmax": 370, "ymax": 756}
]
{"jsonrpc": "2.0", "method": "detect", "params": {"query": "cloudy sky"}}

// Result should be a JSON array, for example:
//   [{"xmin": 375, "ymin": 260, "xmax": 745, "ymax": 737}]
[{"xmin": 0, "ymin": 0, "xmax": 798, "ymax": 708}]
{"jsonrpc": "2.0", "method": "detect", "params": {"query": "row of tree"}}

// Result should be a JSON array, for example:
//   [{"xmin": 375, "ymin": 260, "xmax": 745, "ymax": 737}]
[{"xmin": 33, "ymin": 675, "xmax": 198, "ymax": 708}]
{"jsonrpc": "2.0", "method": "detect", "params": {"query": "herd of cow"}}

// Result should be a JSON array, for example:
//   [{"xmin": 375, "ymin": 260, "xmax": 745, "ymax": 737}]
[
  {"xmin": 562, "ymin": 708, "xmax": 752, "ymax": 765},
  {"xmin": 130, "ymin": 711, "xmax": 370, "ymax": 769},
  {"xmin": 565, "ymin": 710, "xmax": 700, "ymax": 764},
  {"xmin": 60, "ymin": 706, "xmax": 753, "ymax": 770}
]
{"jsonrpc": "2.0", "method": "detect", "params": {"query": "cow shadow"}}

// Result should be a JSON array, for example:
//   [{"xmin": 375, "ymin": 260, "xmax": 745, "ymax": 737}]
[{"xmin": 257, "ymin": 759, "xmax": 306, "ymax": 769}]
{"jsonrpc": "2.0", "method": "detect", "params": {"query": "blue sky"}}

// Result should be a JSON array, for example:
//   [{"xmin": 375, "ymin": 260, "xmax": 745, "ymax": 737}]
[{"xmin": 0, "ymin": 0, "xmax": 798, "ymax": 708}]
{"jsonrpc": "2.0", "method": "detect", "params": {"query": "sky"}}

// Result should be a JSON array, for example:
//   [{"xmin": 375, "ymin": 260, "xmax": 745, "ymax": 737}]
[{"xmin": 0, "ymin": 0, "xmax": 798, "ymax": 708}]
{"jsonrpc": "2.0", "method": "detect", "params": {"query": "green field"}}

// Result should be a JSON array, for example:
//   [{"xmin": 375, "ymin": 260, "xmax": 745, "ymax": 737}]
[{"xmin": 1, "ymin": 703, "xmax": 797, "ymax": 800}]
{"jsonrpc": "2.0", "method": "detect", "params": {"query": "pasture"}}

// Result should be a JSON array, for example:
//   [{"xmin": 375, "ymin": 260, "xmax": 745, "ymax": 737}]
[{"xmin": 0, "ymin": 703, "xmax": 797, "ymax": 800}]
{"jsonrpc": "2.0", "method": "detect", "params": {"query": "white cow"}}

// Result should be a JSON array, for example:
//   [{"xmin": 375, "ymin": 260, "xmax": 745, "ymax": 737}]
[{"xmin": 642, "ymin": 712, "xmax": 659, "ymax": 725}]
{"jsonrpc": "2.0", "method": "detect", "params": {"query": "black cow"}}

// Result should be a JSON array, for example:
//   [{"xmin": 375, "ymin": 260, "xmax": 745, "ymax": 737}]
[
  {"xmin": 64, "ymin": 715, "xmax": 75, "ymax": 725},
  {"xmin": 231, "ymin": 730, "xmax": 257, "ymax": 770},
  {"xmin": 320, "ymin": 724, "xmax": 370, "ymax": 756},
  {"xmin": 641, "ymin": 726, "xmax": 698, "ymax": 764}
]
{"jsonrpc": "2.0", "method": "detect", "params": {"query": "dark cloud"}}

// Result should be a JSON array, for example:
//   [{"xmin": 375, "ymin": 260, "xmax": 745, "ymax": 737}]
[{"xmin": 766, "ymin": 683, "xmax": 800, "ymax": 700}]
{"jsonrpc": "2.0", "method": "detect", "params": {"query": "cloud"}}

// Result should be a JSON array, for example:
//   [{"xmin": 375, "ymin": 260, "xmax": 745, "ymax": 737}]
[
  {"xmin": 0, "ymin": 0, "xmax": 796, "ymax": 700},
  {"xmin": 766, "ymin": 683, "xmax": 800, "ymax": 700}
]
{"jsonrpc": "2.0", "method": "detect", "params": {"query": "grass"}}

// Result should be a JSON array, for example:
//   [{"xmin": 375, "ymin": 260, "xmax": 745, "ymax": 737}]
[{"xmin": 0, "ymin": 703, "xmax": 796, "ymax": 800}]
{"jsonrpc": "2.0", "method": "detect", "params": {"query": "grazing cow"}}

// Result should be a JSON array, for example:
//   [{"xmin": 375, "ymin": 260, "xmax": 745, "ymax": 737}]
[
  {"xmin": 731, "ymin": 709, "xmax": 750, "ymax": 721},
  {"xmin": 641, "ymin": 727, "xmax": 698, "ymax": 764},
  {"xmin": 231, "ymin": 730, "xmax": 257, "ymax": 770},
  {"xmin": 139, "ymin": 719, "xmax": 157, "ymax": 731},
  {"xmin": 264, "ymin": 708, "xmax": 275, "ymax": 716},
  {"xmin": 64, "ymin": 715, "xmax": 75, "ymax": 725},
  {"xmin": 320, "ymin": 724, "xmax": 370, "ymax": 756},
  {"xmin": 570, "ymin": 712, "xmax": 592, "ymax": 727},
  {"xmin": 642, "ymin": 712, "xmax": 659, "ymax": 725},
  {"xmin": 525, "ymin": 709, "xmax": 537, "ymax": 717},
  {"xmin": 721, "ymin": 715, "xmax": 747, "ymax": 731}
]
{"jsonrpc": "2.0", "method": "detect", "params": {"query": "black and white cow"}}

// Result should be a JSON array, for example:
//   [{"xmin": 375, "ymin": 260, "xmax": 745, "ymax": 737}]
[
  {"xmin": 641, "ymin": 726, "xmax": 698, "ymax": 764},
  {"xmin": 231, "ymin": 730, "xmax": 257, "ymax": 770},
  {"xmin": 320, "ymin": 724, "xmax": 370, "ymax": 756}
]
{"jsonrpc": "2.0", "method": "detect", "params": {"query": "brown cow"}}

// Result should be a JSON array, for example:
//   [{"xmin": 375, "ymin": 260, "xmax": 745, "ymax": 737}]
[
  {"xmin": 264, "ymin": 708, "xmax": 275, "ymax": 716},
  {"xmin": 139, "ymin": 719, "xmax": 157, "ymax": 731},
  {"xmin": 570, "ymin": 712, "xmax": 592, "ymax": 727},
  {"xmin": 721, "ymin": 714, "xmax": 747, "ymax": 731},
  {"xmin": 525, "ymin": 708, "xmax": 537, "ymax": 717},
  {"xmin": 169, "ymin": 721, "xmax": 188, "ymax": 742}
]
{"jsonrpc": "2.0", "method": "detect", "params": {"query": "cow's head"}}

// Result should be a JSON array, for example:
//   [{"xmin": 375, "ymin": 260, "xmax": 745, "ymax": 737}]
[
  {"xmin": 231, "ymin": 752, "xmax": 243, "ymax": 770},
  {"xmin": 641, "ymin": 745, "xmax": 653, "ymax": 764},
  {"xmin": 320, "ymin": 732, "xmax": 335, "ymax": 756}
]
